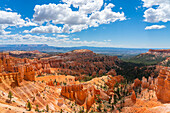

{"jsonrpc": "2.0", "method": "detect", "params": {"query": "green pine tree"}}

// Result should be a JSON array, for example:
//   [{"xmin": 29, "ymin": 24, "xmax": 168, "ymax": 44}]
[
  {"xmin": 46, "ymin": 104, "xmax": 49, "ymax": 112},
  {"xmin": 27, "ymin": 101, "xmax": 32, "ymax": 111},
  {"xmin": 8, "ymin": 91, "xmax": 13, "ymax": 102},
  {"xmin": 35, "ymin": 105, "xmax": 39, "ymax": 112}
]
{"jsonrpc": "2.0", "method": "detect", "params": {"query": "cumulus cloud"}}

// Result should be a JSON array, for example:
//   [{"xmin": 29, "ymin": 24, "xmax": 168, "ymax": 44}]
[
  {"xmin": 62, "ymin": 0, "xmax": 104, "ymax": 14},
  {"xmin": 0, "ymin": 30, "xmax": 11, "ymax": 35},
  {"xmin": 24, "ymin": 17, "xmax": 38, "ymax": 27},
  {"xmin": 0, "ymin": 25, "xmax": 11, "ymax": 35},
  {"xmin": 30, "ymin": 1, "xmax": 126, "ymax": 34},
  {"xmin": 89, "ymin": 3, "xmax": 125, "ymax": 27},
  {"xmin": 33, "ymin": 3, "xmax": 88, "ymax": 25},
  {"xmin": 0, "ymin": 34, "xmax": 111, "ymax": 47},
  {"xmin": 24, "ymin": 25, "xmax": 62, "ymax": 33},
  {"xmin": 57, "ymin": 34, "xmax": 69, "ymax": 38},
  {"xmin": 0, "ymin": 11, "xmax": 38, "ymax": 35},
  {"xmin": 0, "ymin": 11, "xmax": 25, "ymax": 25},
  {"xmin": 73, "ymin": 38, "xmax": 80, "ymax": 40},
  {"xmin": 145, "ymin": 25, "xmax": 166, "ymax": 30},
  {"xmin": 142, "ymin": 0, "xmax": 170, "ymax": 23}
]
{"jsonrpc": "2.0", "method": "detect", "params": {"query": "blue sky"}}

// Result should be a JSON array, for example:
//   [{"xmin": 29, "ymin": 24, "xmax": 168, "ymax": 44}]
[{"xmin": 0, "ymin": 0, "xmax": 169, "ymax": 48}]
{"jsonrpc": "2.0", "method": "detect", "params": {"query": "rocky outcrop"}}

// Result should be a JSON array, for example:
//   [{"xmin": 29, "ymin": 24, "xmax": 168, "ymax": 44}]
[
  {"xmin": 61, "ymin": 83, "xmax": 109, "ymax": 112},
  {"xmin": 106, "ymin": 69, "xmax": 117, "ymax": 76},
  {"xmin": 0, "ymin": 52, "xmax": 37, "ymax": 86},
  {"xmin": 131, "ymin": 90, "xmax": 136, "ymax": 103},
  {"xmin": 156, "ymin": 68, "xmax": 170, "ymax": 103},
  {"xmin": 141, "ymin": 77, "xmax": 149, "ymax": 89},
  {"xmin": 134, "ymin": 78, "xmax": 142, "ymax": 88},
  {"xmin": 105, "ymin": 75, "xmax": 124, "ymax": 89},
  {"xmin": 46, "ymin": 81, "xmax": 54, "ymax": 86},
  {"xmin": 148, "ymin": 49, "xmax": 170, "ymax": 53}
]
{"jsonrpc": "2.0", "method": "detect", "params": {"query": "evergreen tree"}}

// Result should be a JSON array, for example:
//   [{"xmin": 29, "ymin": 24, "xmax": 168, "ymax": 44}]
[
  {"xmin": 35, "ymin": 105, "xmax": 39, "ymax": 112},
  {"xmin": 27, "ymin": 101, "xmax": 32, "ymax": 111},
  {"xmin": 46, "ymin": 104, "xmax": 49, "ymax": 112},
  {"xmin": 8, "ymin": 91, "xmax": 13, "ymax": 102}
]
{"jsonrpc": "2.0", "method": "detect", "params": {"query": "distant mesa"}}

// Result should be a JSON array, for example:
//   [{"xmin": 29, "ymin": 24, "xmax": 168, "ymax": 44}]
[
  {"xmin": 72, "ymin": 49, "xmax": 93, "ymax": 53},
  {"xmin": 8, "ymin": 50, "xmax": 49, "ymax": 59},
  {"xmin": 148, "ymin": 49, "xmax": 170, "ymax": 53},
  {"xmin": 9, "ymin": 50, "xmax": 41, "ymax": 55}
]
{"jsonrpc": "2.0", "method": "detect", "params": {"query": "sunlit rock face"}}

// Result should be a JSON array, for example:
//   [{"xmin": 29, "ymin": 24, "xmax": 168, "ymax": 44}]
[
  {"xmin": 147, "ymin": 49, "xmax": 170, "ymax": 57},
  {"xmin": 105, "ymin": 75, "xmax": 124, "ymax": 89},
  {"xmin": 141, "ymin": 76, "xmax": 149, "ymax": 89},
  {"xmin": 46, "ymin": 80, "xmax": 55, "ymax": 86},
  {"xmin": 134, "ymin": 78, "xmax": 142, "ymax": 88},
  {"xmin": 0, "ymin": 59, "xmax": 2, "ymax": 73},
  {"xmin": 156, "ymin": 68, "xmax": 170, "ymax": 103},
  {"xmin": 61, "ymin": 83, "xmax": 109, "ymax": 112},
  {"xmin": 131, "ymin": 90, "xmax": 136, "ymax": 103},
  {"xmin": 24, "ymin": 65, "xmax": 35, "ymax": 81},
  {"xmin": 0, "ymin": 52, "xmax": 37, "ymax": 86},
  {"xmin": 0, "ymin": 51, "xmax": 58, "ymax": 87}
]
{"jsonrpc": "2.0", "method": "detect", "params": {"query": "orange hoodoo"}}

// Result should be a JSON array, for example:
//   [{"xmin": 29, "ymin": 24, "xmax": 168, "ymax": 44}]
[
  {"xmin": 68, "ymin": 85, "xmax": 72, "ymax": 93},
  {"xmin": 86, "ymin": 92, "xmax": 95, "ymax": 112},
  {"xmin": 99, "ymin": 90, "xmax": 110, "ymax": 101},
  {"xmin": 105, "ymin": 75, "xmax": 124, "ymax": 89},
  {"xmin": 56, "ymin": 82, "xmax": 60, "ymax": 86},
  {"xmin": 61, "ymin": 83, "xmax": 110, "ymax": 111},
  {"xmin": 134, "ymin": 78, "xmax": 142, "ymax": 88},
  {"xmin": 131, "ymin": 90, "xmax": 136, "ymax": 103},
  {"xmin": 46, "ymin": 81, "xmax": 54, "ymax": 86},
  {"xmin": 156, "ymin": 68, "xmax": 170, "ymax": 103},
  {"xmin": 75, "ymin": 89, "xmax": 87, "ymax": 105}
]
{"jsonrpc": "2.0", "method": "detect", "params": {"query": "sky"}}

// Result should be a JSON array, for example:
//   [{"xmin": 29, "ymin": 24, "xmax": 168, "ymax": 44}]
[{"xmin": 0, "ymin": 0, "xmax": 169, "ymax": 48}]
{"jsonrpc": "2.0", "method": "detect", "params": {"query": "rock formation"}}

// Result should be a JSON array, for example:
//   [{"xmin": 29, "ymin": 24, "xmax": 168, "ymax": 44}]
[
  {"xmin": 105, "ymin": 75, "xmax": 124, "ymax": 89},
  {"xmin": 134, "ymin": 78, "xmax": 142, "ymax": 88},
  {"xmin": 141, "ymin": 77, "xmax": 149, "ymax": 89},
  {"xmin": 156, "ymin": 68, "xmax": 170, "ymax": 103},
  {"xmin": 0, "ymin": 52, "xmax": 39, "ymax": 86},
  {"xmin": 131, "ymin": 90, "xmax": 136, "ymax": 103},
  {"xmin": 61, "ymin": 83, "xmax": 109, "ymax": 112}
]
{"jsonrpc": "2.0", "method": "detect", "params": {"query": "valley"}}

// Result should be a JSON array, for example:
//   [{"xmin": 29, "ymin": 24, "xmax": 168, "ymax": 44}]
[{"xmin": 0, "ymin": 49, "xmax": 169, "ymax": 113}]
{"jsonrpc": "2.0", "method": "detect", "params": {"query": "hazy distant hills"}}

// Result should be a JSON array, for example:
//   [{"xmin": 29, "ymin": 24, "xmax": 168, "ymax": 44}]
[{"xmin": 0, "ymin": 44, "xmax": 149, "ymax": 57}]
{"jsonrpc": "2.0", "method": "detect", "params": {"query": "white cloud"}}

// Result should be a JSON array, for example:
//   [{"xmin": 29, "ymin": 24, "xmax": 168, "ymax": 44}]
[
  {"xmin": 89, "ymin": 3, "xmax": 125, "ymax": 27},
  {"xmin": 104, "ymin": 39, "xmax": 111, "ymax": 42},
  {"xmin": 24, "ymin": 25, "xmax": 62, "ymax": 33},
  {"xmin": 0, "ymin": 25, "xmax": 10, "ymax": 35},
  {"xmin": 62, "ymin": 24, "xmax": 70, "ymax": 33},
  {"xmin": 0, "ymin": 30, "xmax": 11, "ymax": 35},
  {"xmin": 70, "ymin": 24, "xmax": 88, "ymax": 33},
  {"xmin": 142, "ymin": 0, "xmax": 170, "ymax": 23},
  {"xmin": 5, "ymin": 8, "xmax": 12, "ymax": 11},
  {"xmin": 0, "ymin": 11, "xmax": 25, "ymax": 25},
  {"xmin": 23, "ymin": 18, "xmax": 38, "ymax": 27},
  {"xmin": 30, "ymin": 2, "xmax": 126, "ymax": 34},
  {"xmin": 0, "ymin": 11, "xmax": 38, "ymax": 35},
  {"xmin": 33, "ymin": 3, "xmax": 88, "ymax": 25},
  {"xmin": 0, "ymin": 34, "xmax": 111, "ymax": 47},
  {"xmin": 145, "ymin": 25, "xmax": 166, "ymax": 30},
  {"xmin": 62, "ymin": 0, "xmax": 103, "ymax": 14},
  {"xmin": 23, "ymin": 21, "xmax": 38, "ymax": 27},
  {"xmin": 73, "ymin": 38, "xmax": 80, "ymax": 40},
  {"xmin": 57, "ymin": 34, "xmax": 69, "ymax": 38}
]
